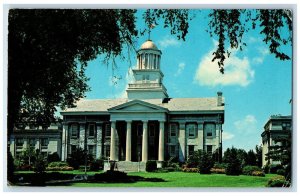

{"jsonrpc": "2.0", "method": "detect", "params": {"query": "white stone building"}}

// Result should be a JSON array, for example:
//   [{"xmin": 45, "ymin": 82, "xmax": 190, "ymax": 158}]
[
  {"xmin": 60, "ymin": 40, "xmax": 225, "ymax": 170},
  {"xmin": 261, "ymin": 115, "xmax": 292, "ymax": 167},
  {"xmin": 9, "ymin": 123, "xmax": 62, "ymax": 159}
]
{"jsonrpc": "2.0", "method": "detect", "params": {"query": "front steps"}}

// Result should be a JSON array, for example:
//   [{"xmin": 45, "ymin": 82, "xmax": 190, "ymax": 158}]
[{"xmin": 104, "ymin": 161, "xmax": 146, "ymax": 172}]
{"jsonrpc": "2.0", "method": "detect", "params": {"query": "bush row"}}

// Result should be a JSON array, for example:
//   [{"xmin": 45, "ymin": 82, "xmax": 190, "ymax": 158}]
[{"xmin": 46, "ymin": 166, "xmax": 74, "ymax": 171}]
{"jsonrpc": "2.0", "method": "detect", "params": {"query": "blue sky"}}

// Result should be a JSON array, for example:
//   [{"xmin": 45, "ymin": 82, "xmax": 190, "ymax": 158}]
[{"xmin": 82, "ymin": 10, "xmax": 292, "ymax": 152}]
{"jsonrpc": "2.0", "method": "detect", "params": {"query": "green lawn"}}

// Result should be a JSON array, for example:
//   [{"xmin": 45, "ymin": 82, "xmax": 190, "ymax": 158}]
[{"xmin": 70, "ymin": 172, "xmax": 278, "ymax": 187}]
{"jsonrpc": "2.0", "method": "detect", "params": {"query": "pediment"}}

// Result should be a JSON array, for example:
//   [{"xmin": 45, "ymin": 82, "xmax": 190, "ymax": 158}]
[{"xmin": 108, "ymin": 100, "xmax": 167, "ymax": 112}]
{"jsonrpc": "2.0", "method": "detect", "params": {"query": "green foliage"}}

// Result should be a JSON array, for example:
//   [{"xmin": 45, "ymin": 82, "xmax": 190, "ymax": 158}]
[
  {"xmin": 269, "ymin": 164, "xmax": 283, "ymax": 174},
  {"xmin": 46, "ymin": 166, "xmax": 74, "ymax": 171},
  {"xmin": 242, "ymin": 165, "xmax": 263, "ymax": 176},
  {"xmin": 182, "ymin": 167, "xmax": 199, "ymax": 173},
  {"xmin": 66, "ymin": 147, "xmax": 91, "ymax": 169},
  {"xmin": 224, "ymin": 147, "xmax": 242, "ymax": 176},
  {"xmin": 8, "ymin": 9, "xmax": 138, "ymax": 132},
  {"xmin": 146, "ymin": 160, "xmax": 157, "ymax": 172},
  {"xmin": 186, "ymin": 150, "xmax": 201, "ymax": 168},
  {"xmin": 47, "ymin": 152, "xmax": 60, "ymax": 163},
  {"xmin": 198, "ymin": 150, "xmax": 214, "ymax": 174},
  {"xmin": 266, "ymin": 176, "xmax": 286, "ymax": 187},
  {"xmin": 34, "ymin": 154, "xmax": 46, "ymax": 174},
  {"xmin": 255, "ymin": 145, "xmax": 263, "ymax": 167},
  {"xmin": 89, "ymin": 159, "xmax": 104, "ymax": 171},
  {"xmin": 246, "ymin": 150, "xmax": 257, "ymax": 166},
  {"xmin": 277, "ymin": 169, "xmax": 286, "ymax": 176}
]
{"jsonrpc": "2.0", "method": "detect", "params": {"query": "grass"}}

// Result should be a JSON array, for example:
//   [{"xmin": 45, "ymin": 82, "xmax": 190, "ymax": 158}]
[{"xmin": 69, "ymin": 172, "xmax": 279, "ymax": 187}]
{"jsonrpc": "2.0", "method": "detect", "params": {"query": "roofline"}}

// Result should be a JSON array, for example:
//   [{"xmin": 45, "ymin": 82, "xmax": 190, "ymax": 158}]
[{"xmin": 61, "ymin": 111, "xmax": 109, "ymax": 115}]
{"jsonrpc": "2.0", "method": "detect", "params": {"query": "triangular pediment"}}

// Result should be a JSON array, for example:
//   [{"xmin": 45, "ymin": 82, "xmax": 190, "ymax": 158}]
[{"xmin": 108, "ymin": 100, "xmax": 167, "ymax": 112}]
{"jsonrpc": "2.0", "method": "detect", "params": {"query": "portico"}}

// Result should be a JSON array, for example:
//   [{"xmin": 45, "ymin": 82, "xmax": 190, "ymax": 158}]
[{"xmin": 108, "ymin": 100, "xmax": 167, "ymax": 163}]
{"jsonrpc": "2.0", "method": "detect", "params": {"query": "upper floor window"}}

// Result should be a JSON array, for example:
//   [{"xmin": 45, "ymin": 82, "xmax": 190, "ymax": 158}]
[
  {"xmin": 170, "ymin": 123, "xmax": 178, "ymax": 137},
  {"xmin": 70, "ymin": 124, "xmax": 79, "ymax": 138},
  {"xmin": 88, "ymin": 145, "xmax": 96, "ymax": 156},
  {"xmin": 204, "ymin": 123, "xmax": 216, "ymax": 137},
  {"xmin": 88, "ymin": 124, "xmax": 96, "ymax": 137},
  {"xmin": 105, "ymin": 124, "xmax": 111, "ymax": 138},
  {"xmin": 187, "ymin": 124, "xmax": 197, "ymax": 138},
  {"xmin": 169, "ymin": 145, "xmax": 176, "ymax": 157},
  {"xmin": 41, "ymin": 138, "xmax": 48, "ymax": 148}
]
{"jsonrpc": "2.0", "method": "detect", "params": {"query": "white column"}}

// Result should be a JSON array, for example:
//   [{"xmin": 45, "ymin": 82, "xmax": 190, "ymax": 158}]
[
  {"xmin": 79, "ymin": 123, "xmax": 85, "ymax": 149},
  {"xmin": 61, "ymin": 126, "xmax": 65, "ymax": 161},
  {"xmin": 142, "ymin": 121, "xmax": 148, "ymax": 162},
  {"xmin": 110, "ymin": 121, "xmax": 117, "ymax": 161},
  {"xmin": 96, "ymin": 123, "xmax": 102, "ymax": 159},
  {"xmin": 178, "ymin": 122, "xmax": 186, "ymax": 162},
  {"xmin": 126, "ymin": 121, "xmax": 132, "ymax": 161},
  {"xmin": 197, "ymin": 122, "xmax": 204, "ymax": 151},
  {"xmin": 158, "ymin": 121, "xmax": 165, "ymax": 161}
]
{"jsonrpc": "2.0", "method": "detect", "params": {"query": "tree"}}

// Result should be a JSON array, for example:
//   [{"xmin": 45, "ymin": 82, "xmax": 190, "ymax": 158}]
[
  {"xmin": 223, "ymin": 147, "xmax": 242, "ymax": 176},
  {"xmin": 266, "ymin": 131, "xmax": 291, "ymax": 185},
  {"xmin": 255, "ymin": 145, "xmax": 263, "ymax": 167},
  {"xmin": 246, "ymin": 149, "xmax": 257, "ymax": 166},
  {"xmin": 198, "ymin": 150, "xmax": 214, "ymax": 174},
  {"xmin": 8, "ymin": 9, "xmax": 138, "ymax": 134},
  {"xmin": 20, "ymin": 147, "xmax": 36, "ymax": 166},
  {"xmin": 7, "ymin": 152, "xmax": 15, "ymax": 183}
]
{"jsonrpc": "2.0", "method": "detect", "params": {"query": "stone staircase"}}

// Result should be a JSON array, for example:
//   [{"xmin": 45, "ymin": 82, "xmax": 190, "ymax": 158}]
[{"xmin": 104, "ymin": 161, "xmax": 146, "ymax": 172}]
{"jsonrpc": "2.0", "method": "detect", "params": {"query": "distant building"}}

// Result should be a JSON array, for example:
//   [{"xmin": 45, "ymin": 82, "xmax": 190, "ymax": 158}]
[
  {"xmin": 9, "ymin": 122, "xmax": 62, "ymax": 159},
  {"xmin": 60, "ymin": 39, "xmax": 225, "ymax": 171},
  {"xmin": 261, "ymin": 115, "xmax": 292, "ymax": 167}
]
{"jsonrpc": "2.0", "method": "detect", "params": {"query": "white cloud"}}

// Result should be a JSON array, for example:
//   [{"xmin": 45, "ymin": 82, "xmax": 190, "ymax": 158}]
[
  {"xmin": 174, "ymin": 62, "xmax": 185, "ymax": 77},
  {"xmin": 194, "ymin": 42, "xmax": 255, "ymax": 87},
  {"xmin": 253, "ymin": 47, "xmax": 269, "ymax": 65},
  {"xmin": 234, "ymin": 115, "xmax": 257, "ymax": 135},
  {"xmin": 158, "ymin": 36, "xmax": 180, "ymax": 49},
  {"xmin": 222, "ymin": 131, "xmax": 234, "ymax": 141}
]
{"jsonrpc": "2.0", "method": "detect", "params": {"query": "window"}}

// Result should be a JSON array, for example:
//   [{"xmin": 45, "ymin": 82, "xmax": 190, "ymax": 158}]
[
  {"xmin": 105, "ymin": 145, "xmax": 110, "ymax": 159},
  {"xmin": 16, "ymin": 139, "xmax": 23, "ymax": 148},
  {"xmin": 206, "ymin": 145, "xmax": 213, "ymax": 154},
  {"xmin": 71, "ymin": 145, "xmax": 77, "ymax": 154},
  {"xmin": 205, "ymin": 123, "xmax": 216, "ymax": 137},
  {"xmin": 169, "ymin": 145, "xmax": 176, "ymax": 157},
  {"xmin": 88, "ymin": 145, "xmax": 95, "ymax": 156},
  {"xmin": 88, "ymin": 124, "xmax": 96, "ymax": 137},
  {"xmin": 149, "ymin": 124, "xmax": 155, "ymax": 137},
  {"xmin": 28, "ymin": 139, "xmax": 36, "ymax": 147},
  {"xmin": 187, "ymin": 124, "xmax": 197, "ymax": 137},
  {"xmin": 188, "ymin": 145, "xmax": 194, "ymax": 156},
  {"xmin": 137, "ymin": 124, "xmax": 143, "ymax": 136},
  {"xmin": 70, "ymin": 124, "xmax": 79, "ymax": 138},
  {"xmin": 41, "ymin": 138, "xmax": 48, "ymax": 149},
  {"xmin": 142, "ymin": 75, "xmax": 149, "ymax": 83},
  {"xmin": 105, "ymin": 124, "xmax": 111, "ymax": 138},
  {"xmin": 170, "ymin": 123, "xmax": 177, "ymax": 137}
]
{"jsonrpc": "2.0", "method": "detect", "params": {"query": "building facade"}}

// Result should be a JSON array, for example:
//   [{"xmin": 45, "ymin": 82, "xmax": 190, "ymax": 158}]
[
  {"xmin": 60, "ymin": 40, "xmax": 225, "ymax": 169},
  {"xmin": 9, "ymin": 123, "xmax": 62, "ymax": 159},
  {"xmin": 261, "ymin": 115, "xmax": 292, "ymax": 167}
]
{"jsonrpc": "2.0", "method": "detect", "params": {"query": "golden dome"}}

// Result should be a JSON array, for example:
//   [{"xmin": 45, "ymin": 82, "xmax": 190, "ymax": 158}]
[{"xmin": 140, "ymin": 40, "xmax": 158, "ymax": 50}]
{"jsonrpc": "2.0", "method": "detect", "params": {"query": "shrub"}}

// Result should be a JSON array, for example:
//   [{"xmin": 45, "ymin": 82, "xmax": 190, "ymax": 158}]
[
  {"xmin": 224, "ymin": 147, "xmax": 242, "ymax": 176},
  {"xmin": 267, "ymin": 176, "xmax": 286, "ymax": 187},
  {"xmin": 46, "ymin": 166, "xmax": 74, "ymax": 171},
  {"xmin": 34, "ymin": 154, "xmax": 46, "ymax": 174},
  {"xmin": 269, "ymin": 164, "xmax": 283, "ymax": 174},
  {"xmin": 210, "ymin": 168, "xmax": 226, "ymax": 174},
  {"xmin": 47, "ymin": 152, "xmax": 60, "ymax": 163},
  {"xmin": 277, "ymin": 169, "xmax": 286, "ymax": 176},
  {"xmin": 213, "ymin": 162, "xmax": 228, "ymax": 169},
  {"xmin": 48, "ymin": 161, "xmax": 68, "ymax": 168},
  {"xmin": 17, "ymin": 164, "xmax": 32, "ymax": 171},
  {"xmin": 182, "ymin": 167, "xmax": 199, "ymax": 173},
  {"xmin": 198, "ymin": 151, "xmax": 214, "ymax": 174},
  {"xmin": 263, "ymin": 164, "xmax": 270, "ymax": 174},
  {"xmin": 242, "ymin": 165, "xmax": 262, "ymax": 175},
  {"xmin": 186, "ymin": 150, "xmax": 201, "ymax": 168},
  {"xmin": 7, "ymin": 152, "xmax": 15, "ymax": 182},
  {"xmin": 146, "ymin": 160, "xmax": 157, "ymax": 172},
  {"xmin": 251, "ymin": 171, "xmax": 265, "ymax": 177}
]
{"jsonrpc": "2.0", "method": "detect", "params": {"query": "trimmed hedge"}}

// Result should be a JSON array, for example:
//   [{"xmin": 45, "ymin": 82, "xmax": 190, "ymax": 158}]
[
  {"xmin": 210, "ymin": 168, "xmax": 226, "ymax": 174},
  {"xmin": 48, "ymin": 161, "xmax": 68, "ymax": 168},
  {"xmin": 46, "ymin": 166, "xmax": 74, "ymax": 171},
  {"xmin": 182, "ymin": 167, "xmax": 199, "ymax": 173},
  {"xmin": 267, "ymin": 176, "xmax": 286, "ymax": 187},
  {"xmin": 146, "ymin": 160, "xmax": 157, "ymax": 172}
]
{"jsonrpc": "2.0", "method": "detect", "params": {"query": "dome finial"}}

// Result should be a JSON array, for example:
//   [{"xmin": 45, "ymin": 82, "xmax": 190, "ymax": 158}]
[{"xmin": 147, "ymin": 24, "xmax": 156, "ymax": 41}]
